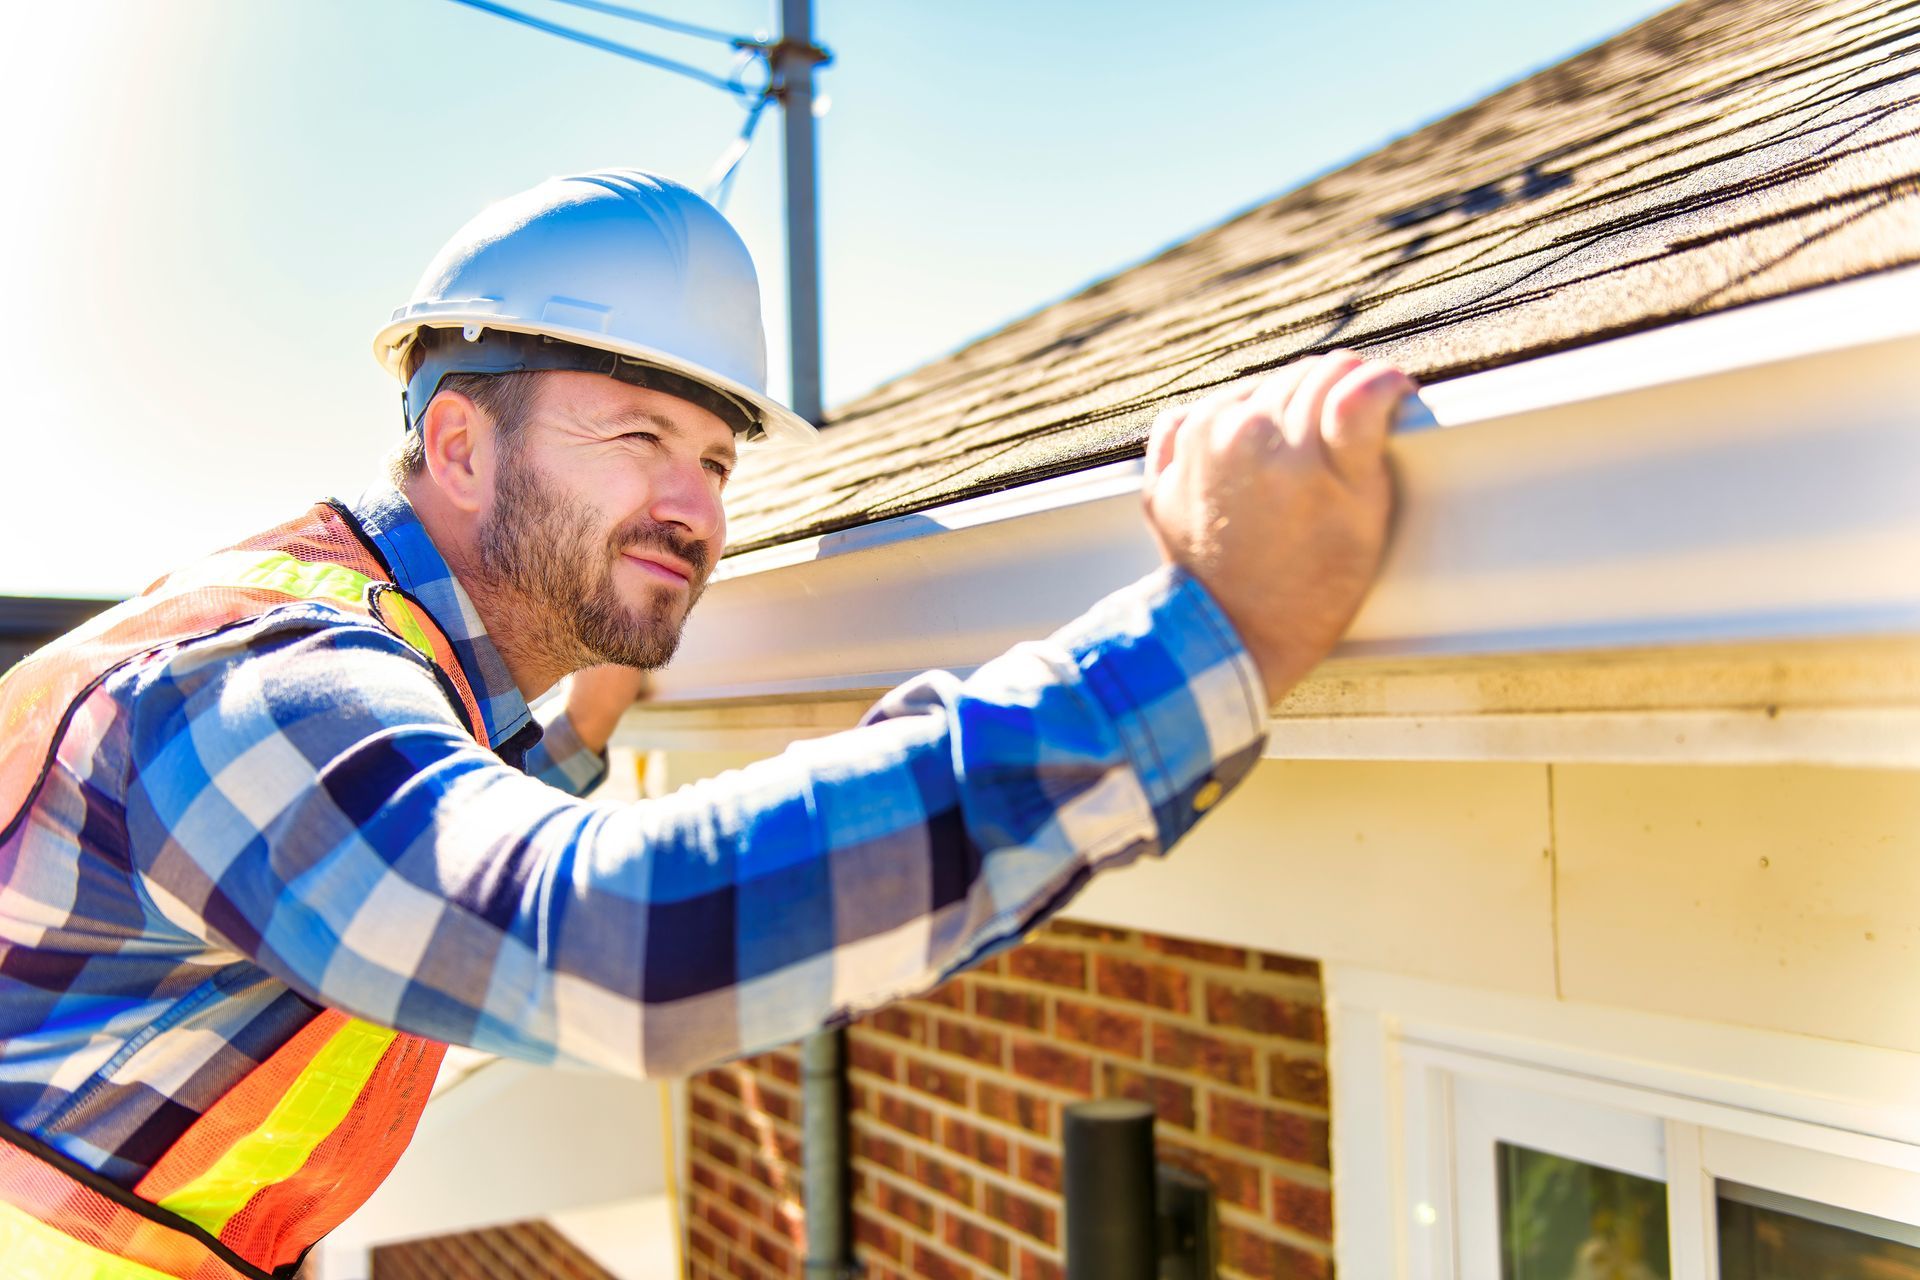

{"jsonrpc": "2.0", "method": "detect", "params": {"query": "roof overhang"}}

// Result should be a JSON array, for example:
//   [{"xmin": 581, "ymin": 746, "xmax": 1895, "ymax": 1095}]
[{"xmin": 619, "ymin": 269, "xmax": 1920, "ymax": 766}]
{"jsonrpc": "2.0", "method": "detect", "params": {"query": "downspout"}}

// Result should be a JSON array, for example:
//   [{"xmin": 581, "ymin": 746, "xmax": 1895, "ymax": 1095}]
[
  {"xmin": 769, "ymin": 2, "xmax": 850, "ymax": 1274},
  {"xmin": 800, "ymin": 1029, "xmax": 850, "ymax": 1279}
]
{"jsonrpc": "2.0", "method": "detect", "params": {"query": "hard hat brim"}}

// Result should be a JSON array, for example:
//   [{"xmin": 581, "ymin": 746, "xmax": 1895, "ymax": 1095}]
[{"xmin": 373, "ymin": 313, "xmax": 819, "ymax": 445}]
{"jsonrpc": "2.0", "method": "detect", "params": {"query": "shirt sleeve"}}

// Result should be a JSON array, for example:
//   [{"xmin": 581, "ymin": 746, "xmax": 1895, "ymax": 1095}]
[
  {"xmin": 522, "ymin": 706, "xmax": 610, "ymax": 796},
  {"xmin": 122, "ymin": 568, "xmax": 1266, "ymax": 1078}
]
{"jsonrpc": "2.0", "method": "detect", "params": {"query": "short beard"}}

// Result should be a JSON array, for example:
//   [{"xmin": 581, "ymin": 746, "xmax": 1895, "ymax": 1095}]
[{"xmin": 474, "ymin": 447, "xmax": 710, "ymax": 676}]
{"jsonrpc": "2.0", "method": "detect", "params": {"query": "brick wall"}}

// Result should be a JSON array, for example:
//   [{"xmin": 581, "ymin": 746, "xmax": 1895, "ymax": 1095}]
[
  {"xmin": 684, "ymin": 922, "xmax": 1333, "ymax": 1279},
  {"xmin": 685, "ymin": 1044, "xmax": 809, "ymax": 1277},
  {"xmin": 370, "ymin": 1220, "xmax": 617, "ymax": 1279}
]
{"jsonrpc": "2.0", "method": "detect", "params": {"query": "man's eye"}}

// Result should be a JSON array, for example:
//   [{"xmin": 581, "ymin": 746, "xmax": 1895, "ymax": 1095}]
[
  {"xmin": 621, "ymin": 431, "xmax": 660, "ymax": 445},
  {"xmin": 704, "ymin": 459, "xmax": 733, "ymax": 481}
]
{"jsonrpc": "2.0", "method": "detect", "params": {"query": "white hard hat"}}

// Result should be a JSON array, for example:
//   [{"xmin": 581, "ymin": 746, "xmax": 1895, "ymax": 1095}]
[{"xmin": 374, "ymin": 169, "xmax": 816, "ymax": 443}]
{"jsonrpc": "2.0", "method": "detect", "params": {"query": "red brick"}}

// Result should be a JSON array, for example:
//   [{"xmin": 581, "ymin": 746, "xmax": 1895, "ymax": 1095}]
[
  {"xmin": 974, "ymin": 983, "xmax": 1048, "ymax": 1029},
  {"xmin": 849, "ymin": 1036, "xmax": 899, "ymax": 1080},
  {"xmin": 747, "ymin": 1229, "xmax": 796, "ymax": 1271},
  {"xmin": 1007, "ymin": 944, "xmax": 1088, "ymax": 989},
  {"xmin": 1016, "ymin": 1143, "xmax": 1062, "ymax": 1193},
  {"xmin": 1220, "ymin": 1223, "xmax": 1332, "ymax": 1280},
  {"xmin": 1045, "ymin": 920, "xmax": 1134, "ymax": 943},
  {"xmin": 913, "ymin": 1241, "xmax": 980, "ymax": 1280},
  {"xmin": 1257, "ymin": 952, "xmax": 1321, "ymax": 979},
  {"xmin": 1143, "ymin": 934, "xmax": 1249, "ymax": 968},
  {"xmin": 855, "ymin": 1127, "xmax": 913, "ymax": 1176},
  {"xmin": 1093, "ymin": 955, "xmax": 1191, "ymax": 1014},
  {"xmin": 1054, "ymin": 999, "xmax": 1145, "ymax": 1057},
  {"xmin": 856, "ymin": 1212, "xmax": 906, "ymax": 1258},
  {"xmin": 697, "ymin": 1198, "xmax": 747, "ymax": 1244},
  {"xmin": 1018, "ymin": 1249, "xmax": 1066, "ymax": 1280},
  {"xmin": 753, "ymin": 1084, "xmax": 797, "ymax": 1124},
  {"xmin": 913, "ymin": 980, "xmax": 969, "ymax": 1013},
  {"xmin": 1100, "ymin": 1063, "xmax": 1197, "ymax": 1130},
  {"xmin": 1273, "ymin": 1178, "xmax": 1334, "ymax": 1242},
  {"xmin": 871, "ymin": 1177, "xmax": 937, "ymax": 1232},
  {"xmin": 942, "ymin": 1115, "xmax": 1012, "ymax": 1171},
  {"xmin": 1012, "ymin": 1041, "xmax": 1095, "ymax": 1093},
  {"xmin": 984, "ymin": 1182, "xmax": 1059, "ymax": 1246},
  {"xmin": 916, "ymin": 1150, "xmax": 979, "ymax": 1207},
  {"xmin": 1151, "ymin": 1023, "xmax": 1257, "ymax": 1090},
  {"xmin": 691, "ymin": 1160, "xmax": 724, "ymax": 1195},
  {"xmin": 1207, "ymin": 1095, "xmax": 1332, "ymax": 1167},
  {"xmin": 691, "ymin": 1126, "xmax": 741, "ymax": 1170},
  {"xmin": 942, "ymin": 1214, "xmax": 1011, "ymax": 1270},
  {"xmin": 935, "ymin": 1017, "xmax": 1007, "ymax": 1068},
  {"xmin": 978, "ymin": 1081, "xmax": 1054, "ymax": 1137},
  {"xmin": 905, "ymin": 1055, "xmax": 970, "ymax": 1106},
  {"xmin": 875, "ymin": 1090, "xmax": 936, "ymax": 1141},
  {"xmin": 690, "ymin": 1092, "xmax": 723, "ymax": 1124},
  {"xmin": 723, "ymin": 1175, "xmax": 767, "ymax": 1218},
  {"xmin": 1157, "ymin": 1140, "xmax": 1265, "ymax": 1212},
  {"xmin": 867, "ymin": 1005, "xmax": 926, "ymax": 1044},
  {"xmin": 703, "ymin": 1069, "xmax": 742, "ymax": 1099},
  {"xmin": 1268, "ymin": 1052, "xmax": 1330, "ymax": 1109},
  {"xmin": 1205, "ymin": 982, "xmax": 1325, "ymax": 1043}
]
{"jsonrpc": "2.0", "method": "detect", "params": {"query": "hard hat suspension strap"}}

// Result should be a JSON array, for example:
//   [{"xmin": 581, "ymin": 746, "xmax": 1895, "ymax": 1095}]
[{"xmin": 402, "ymin": 327, "xmax": 764, "ymax": 440}]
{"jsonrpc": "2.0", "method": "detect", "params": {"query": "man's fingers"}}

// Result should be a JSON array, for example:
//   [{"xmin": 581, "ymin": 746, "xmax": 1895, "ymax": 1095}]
[
  {"xmin": 1145, "ymin": 403, "xmax": 1186, "ymax": 483},
  {"xmin": 1321, "ymin": 360, "xmax": 1415, "ymax": 484},
  {"xmin": 1242, "ymin": 359, "xmax": 1318, "ymax": 447},
  {"xmin": 1280, "ymin": 350, "xmax": 1365, "ymax": 452}
]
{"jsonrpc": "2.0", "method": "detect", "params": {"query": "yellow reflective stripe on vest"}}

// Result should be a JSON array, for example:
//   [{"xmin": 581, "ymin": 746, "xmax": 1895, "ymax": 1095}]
[
  {"xmin": 0, "ymin": 1200, "xmax": 181, "ymax": 1280},
  {"xmin": 169, "ymin": 549, "xmax": 374, "ymax": 610},
  {"xmin": 157, "ymin": 1021, "xmax": 399, "ymax": 1238},
  {"xmin": 164, "ymin": 549, "xmax": 436, "ymax": 660},
  {"xmin": 375, "ymin": 592, "xmax": 436, "ymax": 661}
]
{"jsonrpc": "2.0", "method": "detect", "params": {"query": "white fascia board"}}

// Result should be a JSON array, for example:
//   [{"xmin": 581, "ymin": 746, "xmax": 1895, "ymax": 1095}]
[{"xmin": 641, "ymin": 269, "xmax": 1920, "ymax": 757}]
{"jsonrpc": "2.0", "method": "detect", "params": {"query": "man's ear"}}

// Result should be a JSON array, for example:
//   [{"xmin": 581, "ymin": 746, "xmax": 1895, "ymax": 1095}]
[{"xmin": 418, "ymin": 391, "xmax": 492, "ymax": 515}]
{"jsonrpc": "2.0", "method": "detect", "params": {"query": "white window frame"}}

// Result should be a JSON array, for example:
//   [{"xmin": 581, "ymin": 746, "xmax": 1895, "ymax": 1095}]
[{"xmin": 1328, "ymin": 966, "xmax": 1920, "ymax": 1280}]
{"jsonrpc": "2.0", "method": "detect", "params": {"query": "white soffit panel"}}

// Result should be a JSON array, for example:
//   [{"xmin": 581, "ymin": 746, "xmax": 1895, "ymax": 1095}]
[{"xmin": 637, "ymin": 269, "xmax": 1920, "ymax": 760}]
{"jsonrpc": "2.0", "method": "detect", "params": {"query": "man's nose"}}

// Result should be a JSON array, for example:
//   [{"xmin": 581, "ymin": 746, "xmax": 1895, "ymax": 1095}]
[{"xmin": 649, "ymin": 460, "xmax": 724, "ymax": 543}]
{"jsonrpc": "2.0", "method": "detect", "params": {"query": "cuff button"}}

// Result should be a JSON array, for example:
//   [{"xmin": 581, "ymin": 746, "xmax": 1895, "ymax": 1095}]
[{"xmin": 1192, "ymin": 779, "xmax": 1224, "ymax": 813}]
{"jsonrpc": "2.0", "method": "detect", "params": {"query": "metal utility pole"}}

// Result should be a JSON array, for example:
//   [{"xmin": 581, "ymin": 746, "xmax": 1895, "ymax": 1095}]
[
  {"xmin": 771, "ymin": 0, "xmax": 829, "ymax": 427},
  {"xmin": 771, "ymin": 12, "xmax": 848, "ymax": 1278}
]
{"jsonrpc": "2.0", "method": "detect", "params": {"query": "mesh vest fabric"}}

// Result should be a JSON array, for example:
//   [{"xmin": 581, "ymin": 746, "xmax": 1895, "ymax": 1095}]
[{"xmin": 0, "ymin": 503, "xmax": 480, "ymax": 1279}]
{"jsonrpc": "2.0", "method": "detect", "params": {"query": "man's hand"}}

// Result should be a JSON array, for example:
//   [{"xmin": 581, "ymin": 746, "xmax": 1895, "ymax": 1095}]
[
  {"xmin": 1143, "ymin": 351, "xmax": 1412, "ymax": 708},
  {"xmin": 561, "ymin": 663, "xmax": 649, "ymax": 754}
]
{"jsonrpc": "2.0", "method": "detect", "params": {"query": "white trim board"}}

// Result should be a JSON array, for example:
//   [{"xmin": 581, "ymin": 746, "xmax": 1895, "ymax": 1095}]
[{"xmin": 626, "ymin": 270, "xmax": 1920, "ymax": 764}]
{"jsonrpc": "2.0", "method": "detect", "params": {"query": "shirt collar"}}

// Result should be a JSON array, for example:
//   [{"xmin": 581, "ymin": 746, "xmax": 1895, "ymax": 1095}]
[{"xmin": 347, "ymin": 478, "xmax": 533, "ymax": 749}]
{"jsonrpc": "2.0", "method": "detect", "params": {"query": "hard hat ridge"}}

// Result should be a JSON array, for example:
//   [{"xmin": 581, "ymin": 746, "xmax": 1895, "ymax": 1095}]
[{"xmin": 374, "ymin": 168, "xmax": 816, "ymax": 444}]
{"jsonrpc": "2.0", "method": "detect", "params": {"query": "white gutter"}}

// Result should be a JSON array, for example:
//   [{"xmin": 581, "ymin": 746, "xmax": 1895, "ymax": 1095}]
[{"xmin": 627, "ymin": 268, "xmax": 1920, "ymax": 765}]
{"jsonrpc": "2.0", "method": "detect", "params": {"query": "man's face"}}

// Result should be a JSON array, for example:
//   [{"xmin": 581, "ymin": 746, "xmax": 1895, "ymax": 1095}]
[{"xmin": 474, "ymin": 370, "xmax": 735, "ymax": 672}]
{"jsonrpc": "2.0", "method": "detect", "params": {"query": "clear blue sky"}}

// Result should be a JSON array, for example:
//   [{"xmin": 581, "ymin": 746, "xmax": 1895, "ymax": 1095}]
[{"xmin": 2, "ymin": 0, "xmax": 1669, "ymax": 599}]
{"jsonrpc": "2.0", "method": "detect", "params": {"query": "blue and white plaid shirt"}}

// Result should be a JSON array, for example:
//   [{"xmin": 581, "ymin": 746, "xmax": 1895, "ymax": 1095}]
[{"xmin": 0, "ymin": 480, "xmax": 1267, "ymax": 1189}]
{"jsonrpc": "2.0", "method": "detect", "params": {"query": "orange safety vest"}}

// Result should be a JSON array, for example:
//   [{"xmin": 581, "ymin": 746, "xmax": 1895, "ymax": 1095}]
[{"xmin": 0, "ymin": 501, "xmax": 488, "ymax": 1279}]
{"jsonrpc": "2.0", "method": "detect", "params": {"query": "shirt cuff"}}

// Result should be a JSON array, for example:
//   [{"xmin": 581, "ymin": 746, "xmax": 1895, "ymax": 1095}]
[
  {"xmin": 524, "ymin": 707, "xmax": 611, "ymax": 796},
  {"xmin": 1052, "ymin": 564, "xmax": 1269, "ymax": 853}
]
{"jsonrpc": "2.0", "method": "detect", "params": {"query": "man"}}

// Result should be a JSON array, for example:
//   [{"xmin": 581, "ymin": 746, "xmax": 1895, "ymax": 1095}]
[{"xmin": 0, "ymin": 170, "xmax": 1411, "ymax": 1278}]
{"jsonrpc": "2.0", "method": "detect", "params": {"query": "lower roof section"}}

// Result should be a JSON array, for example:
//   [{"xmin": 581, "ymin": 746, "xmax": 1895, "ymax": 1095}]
[{"xmin": 628, "ymin": 273, "xmax": 1920, "ymax": 766}]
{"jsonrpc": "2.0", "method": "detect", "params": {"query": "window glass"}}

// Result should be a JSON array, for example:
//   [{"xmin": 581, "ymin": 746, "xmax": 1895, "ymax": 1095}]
[
  {"xmin": 1497, "ymin": 1142, "xmax": 1671, "ymax": 1280},
  {"xmin": 1717, "ymin": 1181, "xmax": 1920, "ymax": 1279}
]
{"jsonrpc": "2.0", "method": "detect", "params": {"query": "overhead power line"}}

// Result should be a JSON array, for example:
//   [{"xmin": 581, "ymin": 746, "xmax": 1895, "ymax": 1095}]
[
  {"xmin": 540, "ymin": 0, "xmax": 748, "ymax": 45},
  {"xmin": 444, "ymin": 0, "xmax": 754, "ymax": 97}
]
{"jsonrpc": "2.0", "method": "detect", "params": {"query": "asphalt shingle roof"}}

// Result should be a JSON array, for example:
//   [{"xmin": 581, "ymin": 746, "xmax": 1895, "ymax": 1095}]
[{"xmin": 723, "ymin": 0, "xmax": 1920, "ymax": 555}]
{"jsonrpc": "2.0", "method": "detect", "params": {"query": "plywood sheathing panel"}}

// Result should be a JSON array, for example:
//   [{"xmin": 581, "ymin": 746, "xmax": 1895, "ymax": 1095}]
[{"xmin": 725, "ymin": 0, "xmax": 1920, "ymax": 555}]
